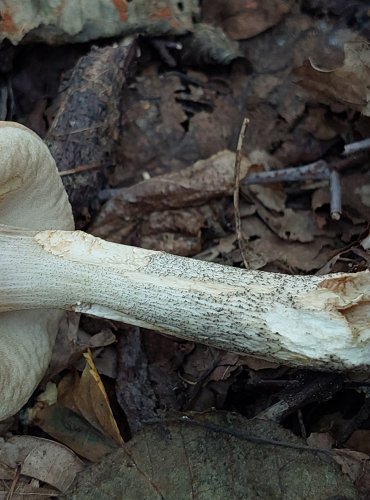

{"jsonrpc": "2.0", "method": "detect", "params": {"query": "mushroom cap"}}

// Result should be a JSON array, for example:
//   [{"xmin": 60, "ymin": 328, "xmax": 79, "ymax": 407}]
[
  {"xmin": 0, "ymin": 122, "xmax": 74, "ymax": 420},
  {"xmin": 0, "ymin": 122, "xmax": 74, "ymax": 230}
]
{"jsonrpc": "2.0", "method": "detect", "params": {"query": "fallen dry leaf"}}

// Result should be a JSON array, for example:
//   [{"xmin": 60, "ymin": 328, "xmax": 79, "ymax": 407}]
[
  {"xmin": 0, "ymin": 435, "xmax": 84, "ymax": 493},
  {"xmin": 45, "ymin": 311, "xmax": 80, "ymax": 380},
  {"xmin": 333, "ymin": 448, "xmax": 370, "ymax": 482},
  {"xmin": 47, "ymin": 320, "xmax": 117, "ymax": 381},
  {"xmin": 250, "ymin": 233, "xmax": 337, "ymax": 272},
  {"xmin": 26, "ymin": 402, "xmax": 119, "ymax": 463},
  {"xmin": 194, "ymin": 234, "xmax": 238, "ymax": 262},
  {"xmin": 92, "ymin": 150, "xmax": 251, "ymax": 245},
  {"xmin": 68, "ymin": 412, "xmax": 357, "ymax": 499},
  {"xmin": 113, "ymin": 70, "xmax": 241, "ymax": 186},
  {"xmin": 201, "ymin": 0, "xmax": 290, "ymax": 40},
  {"xmin": 58, "ymin": 350, "xmax": 123, "ymax": 445},
  {"xmin": 239, "ymin": 356, "xmax": 280, "ymax": 371},
  {"xmin": 181, "ymin": 345, "xmax": 240, "ymax": 384},
  {"xmin": 180, "ymin": 346, "xmax": 242, "ymax": 411},
  {"xmin": 295, "ymin": 41, "xmax": 370, "ymax": 115},
  {"xmin": 307, "ymin": 431, "xmax": 335, "ymax": 450},
  {"xmin": 345, "ymin": 430, "xmax": 370, "ymax": 456}
]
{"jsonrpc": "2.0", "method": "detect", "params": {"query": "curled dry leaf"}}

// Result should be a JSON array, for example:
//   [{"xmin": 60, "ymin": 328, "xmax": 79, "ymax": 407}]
[
  {"xmin": 295, "ymin": 41, "xmax": 370, "ymax": 115},
  {"xmin": 92, "ymin": 150, "xmax": 251, "ymax": 244}
]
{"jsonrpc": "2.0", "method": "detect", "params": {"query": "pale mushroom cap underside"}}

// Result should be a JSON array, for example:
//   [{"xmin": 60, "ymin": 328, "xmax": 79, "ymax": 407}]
[
  {"xmin": 0, "ymin": 122, "xmax": 73, "ymax": 420},
  {"xmin": 0, "ymin": 122, "xmax": 73, "ymax": 230}
]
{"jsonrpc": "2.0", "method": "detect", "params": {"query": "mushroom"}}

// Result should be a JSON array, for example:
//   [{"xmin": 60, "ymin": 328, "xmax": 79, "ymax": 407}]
[{"xmin": 0, "ymin": 122, "xmax": 369, "ymax": 420}]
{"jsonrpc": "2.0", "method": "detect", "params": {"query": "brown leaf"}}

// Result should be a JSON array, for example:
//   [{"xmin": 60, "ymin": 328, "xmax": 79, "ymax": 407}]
[
  {"xmin": 112, "ymin": 70, "xmax": 241, "ymax": 186},
  {"xmin": 307, "ymin": 431, "xmax": 335, "ymax": 450},
  {"xmin": 77, "ymin": 350, "xmax": 123, "ymax": 444},
  {"xmin": 295, "ymin": 41, "xmax": 370, "ymax": 115},
  {"xmin": 250, "ymin": 233, "xmax": 337, "ymax": 272},
  {"xmin": 68, "ymin": 413, "xmax": 357, "ymax": 499},
  {"xmin": 26, "ymin": 403, "xmax": 118, "ymax": 463},
  {"xmin": 181, "ymin": 346, "xmax": 241, "ymax": 410},
  {"xmin": 0, "ymin": 435, "xmax": 84, "ymax": 492},
  {"xmin": 333, "ymin": 448, "xmax": 369, "ymax": 482},
  {"xmin": 345, "ymin": 430, "xmax": 370, "ymax": 456},
  {"xmin": 202, "ymin": 0, "xmax": 290, "ymax": 40},
  {"xmin": 182, "ymin": 345, "xmax": 240, "ymax": 384},
  {"xmin": 240, "ymin": 356, "xmax": 280, "ymax": 371},
  {"xmin": 45, "ymin": 312, "xmax": 80, "ymax": 380},
  {"xmin": 92, "ymin": 150, "xmax": 251, "ymax": 244}
]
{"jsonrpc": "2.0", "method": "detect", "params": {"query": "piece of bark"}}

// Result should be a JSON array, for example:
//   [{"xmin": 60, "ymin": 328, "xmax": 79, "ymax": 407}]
[
  {"xmin": 0, "ymin": 0, "xmax": 197, "ymax": 44},
  {"xmin": 47, "ymin": 38, "xmax": 138, "ymax": 226},
  {"xmin": 116, "ymin": 327, "xmax": 159, "ymax": 434}
]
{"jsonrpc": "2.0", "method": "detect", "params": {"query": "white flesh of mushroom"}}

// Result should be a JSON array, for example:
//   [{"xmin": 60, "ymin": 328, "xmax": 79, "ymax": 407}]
[{"xmin": 0, "ymin": 122, "xmax": 369, "ymax": 420}]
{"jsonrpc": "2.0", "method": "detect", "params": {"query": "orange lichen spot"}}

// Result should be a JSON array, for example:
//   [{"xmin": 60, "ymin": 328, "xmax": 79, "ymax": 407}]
[
  {"xmin": 112, "ymin": 0, "xmax": 129, "ymax": 22},
  {"xmin": 150, "ymin": 6, "xmax": 173, "ymax": 21},
  {"xmin": 150, "ymin": 6, "xmax": 182, "ymax": 30},
  {"xmin": 0, "ymin": 8, "xmax": 17, "ymax": 34}
]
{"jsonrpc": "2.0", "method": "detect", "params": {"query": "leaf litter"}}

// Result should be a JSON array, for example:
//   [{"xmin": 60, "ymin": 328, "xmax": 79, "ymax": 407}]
[{"xmin": 1, "ymin": 0, "xmax": 370, "ymax": 497}]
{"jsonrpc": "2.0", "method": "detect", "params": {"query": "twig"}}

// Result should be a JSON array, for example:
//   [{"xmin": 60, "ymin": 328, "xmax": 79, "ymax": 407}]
[
  {"xmin": 297, "ymin": 409, "xmax": 307, "ymax": 439},
  {"xmin": 241, "ymin": 144, "xmax": 370, "ymax": 222},
  {"xmin": 255, "ymin": 373, "xmax": 343, "ymax": 422},
  {"xmin": 144, "ymin": 417, "xmax": 335, "ymax": 457},
  {"xmin": 6, "ymin": 464, "xmax": 21, "ymax": 500},
  {"xmin": 151, "ymin": 39, "xmax": 182, "ymax": 67},
  {"xmin": 59, "ymin": 163, "xmax": 103, "ymax": 177},
  {"xmin": 361, "ymin": 232, "xmax": 370, "ymax": 250},
  {"xmin": 329, "ymin": 170, "xmax": 342, "ymax": 220},
  {"xmin": 334, "ymin": 151, "xmax": 370, "ymax": 171},
  {"xmin": 343, "ymin": 138, "xmax": 370, "ymax": 156},
  {"xmin": 233, "ymin": 117, "xmax": 250, "ymax": 268},
  {"xmin": 99, "ymin": 151, "xmax": 370, "ymax": 203},
  {"xmin": 241, "ymin": 159, "xmax": 329, "ymax": 185}
]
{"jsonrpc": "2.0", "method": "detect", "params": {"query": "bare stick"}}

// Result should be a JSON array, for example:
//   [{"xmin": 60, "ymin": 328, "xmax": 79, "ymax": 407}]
[
  {"xmin": 59, "ymin": 163, "xmax": 103, "ymax": 177},
  {"xmin": 329, "ymin": 170, "xmax": 342, "ymax": 220},
  {"xmin": 343, "ymin": 138, "xmax": 370, "ymax": 156},
  {"xmin": 233, "ymin": 117, "xmax": 250, "ymax": 268},
  {"xmin": 241, "ymin": 160, "xmax": 329, "ymax": 185}
]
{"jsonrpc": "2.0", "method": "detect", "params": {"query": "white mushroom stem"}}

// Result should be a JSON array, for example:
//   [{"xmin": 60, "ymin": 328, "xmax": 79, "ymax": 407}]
[{"xmin": 1, "ymin": 226, "xmax": 369, "ymax": 372}]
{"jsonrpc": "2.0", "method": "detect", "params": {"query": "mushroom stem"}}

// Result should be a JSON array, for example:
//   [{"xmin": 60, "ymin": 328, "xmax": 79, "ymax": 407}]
[{"xmin": 1, "ymin": 226, "xmax": 369, "ymax": 371}]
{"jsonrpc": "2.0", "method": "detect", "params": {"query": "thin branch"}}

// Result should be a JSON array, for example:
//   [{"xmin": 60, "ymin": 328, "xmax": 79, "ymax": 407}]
[
  {"xmin": 143, "ymin": 417, "xmax": 336, "ymax": 457},
  {"xmin": 59, "ymin": 163, "xmax": 103, "ymax": 177},
  {"xmin": 333, "ymin": 151, "xmax": 370, "ymax": 172},
  {"xmin": 241, "ymin": 159, "xmax": 329, "ymax": 185},
  {"xmin": 343, "ymin": 138, "xmax": 370, "ymax": 156},
  {"xmin": 240, "ymin": 143, "xmax": 370, "ymax": 223},
  {"xmin": 233, "ymin": 117, "xmax": 250, "ymax": 268},
  {"xmin": 329, "ymin": 170, "xmax": 342, "ymax": 220},
  {"xmin": 6, "ymin": 464, "xmax": 21, "ymax": 500}
]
